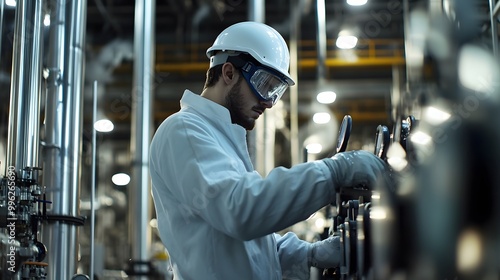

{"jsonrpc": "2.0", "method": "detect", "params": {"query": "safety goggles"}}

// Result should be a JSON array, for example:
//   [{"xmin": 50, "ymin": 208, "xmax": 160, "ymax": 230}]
[
  {"xmin": 239, "ymin": 62, "xmax": 289, "ymax": 105},
  {"xmin": 224, "ymin": 55, "xmax": 289, "ymax": 105},
  {"xmin": 239, "ymin": 63, "xmax": 289, "ymax": 105}
]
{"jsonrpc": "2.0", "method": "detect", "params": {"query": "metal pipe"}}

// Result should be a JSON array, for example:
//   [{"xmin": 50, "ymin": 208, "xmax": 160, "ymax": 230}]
[
  {"xmin": 247, "ymin": 0, "xmax": 272, "ymax": 175},
  {"xmin": 289, "ymin": 0, "xmax": 300, "ymax": 165},
  {"xmin": 90, "ymin": 81, "xmax": 98, "ymax": 280},
  {"xmin": 316, "ymin": 0, "xmax": 327, "ymax": 82},
  {"xmin": 490, "ymin": 0, "xmax": 499, "ymax": 57},
  {"xmin": 0, "ymin": 0, "xmax": 4, "ymax": 66},
  {"xmin": 41, "ymin": 0, "xmax": 87, "ymax": 278},
  {"xmin": 129, "ymin": 0, "xmax": 155, "ymax": 277},
  {"xmin": 494, "ymin": 1, "xmax": 500, "ymax": 17},
  {"xmin": 6, "ymin": 0, "xmax": 43, "ymax": 176},
  {"xmin": 248, "ymin": 0, "xmax": 265, "ymax": 23},
  {"xmin": 402, "ymin": 0, "xmax": 413, "ymax": 92}
]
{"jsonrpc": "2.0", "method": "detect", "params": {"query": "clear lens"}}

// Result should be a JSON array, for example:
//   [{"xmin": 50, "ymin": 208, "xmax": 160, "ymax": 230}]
[{"xmin": 249, "ymin": 69, "xmax": 288, "ymax": 104}]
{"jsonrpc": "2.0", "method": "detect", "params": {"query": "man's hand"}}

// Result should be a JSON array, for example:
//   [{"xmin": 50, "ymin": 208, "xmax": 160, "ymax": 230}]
[
  {"xmin": 323, "ymin": 150, "xmax": 390, "ymax": 194},
  {"xmin": 308, "ymin": 236, "xmax": 341, "ymax": 268}
]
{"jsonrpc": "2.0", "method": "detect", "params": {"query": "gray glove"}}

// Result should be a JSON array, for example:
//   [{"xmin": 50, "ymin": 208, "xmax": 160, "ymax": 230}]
[
  {"xmin": 308, "ymin": 236, "xmax": 341, "ymax": 268},
  {"xmin": 323, "ymin": 150, "xmax": 389, "ymax": 193}
]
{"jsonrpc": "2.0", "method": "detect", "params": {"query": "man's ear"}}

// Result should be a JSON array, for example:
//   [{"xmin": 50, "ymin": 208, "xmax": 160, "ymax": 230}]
[{"xmin": 221, "ymin": 62, "xmax": 238, "ymax": 85}]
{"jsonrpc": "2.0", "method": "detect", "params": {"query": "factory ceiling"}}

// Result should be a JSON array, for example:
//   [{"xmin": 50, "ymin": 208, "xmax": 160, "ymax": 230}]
[{"xmin": 81, "ymin": 0, "xmax": 409, "ymax": 147}]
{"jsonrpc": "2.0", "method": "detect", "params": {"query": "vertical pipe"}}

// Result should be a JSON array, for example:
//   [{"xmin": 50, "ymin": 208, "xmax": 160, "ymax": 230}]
[
  {"xmin": 42, "ymin": 0, "xmax": 67, "ymax": 275},
  {"xmin": 402, "ymin": 0, "xmax": 412, "ymax": 93},
  {"xmin": 0, "ymin": 0, "xmax": 4, "ymax": 66},
  {"xmin": 90, "ymin": 81, "xmax": 98, "ymax": 280},
  {"xmin": 289, "ymin": 0, "xmax": 300, "ymax": 165},
  {"xmin": 129, "ymin": 0, "xmax": 155, "ymax": 277},
  {"xmin": 316, "ymin": 0, "xmax": 327, "ymax": 82},
  {"xmin": 391, "ymin": 66, "xmax": 402, "ymax": 143},
  {"xmin": 247, "ymin": 0, "xmax": 270, "ymax": 175},
  {"xmin": 248, "ymin": 0, "xmax": 265, "ymax": 24},
  {"xmin": 41, "ymin": 0, "xmax": 87, "ymax": 278},
  {"xmin": 489, "ymin": 0, "xmax": 499, "ymax": 57},
  {"xmin": 5, "ymin": 0, "xmax": 43, "ymax": 176}
]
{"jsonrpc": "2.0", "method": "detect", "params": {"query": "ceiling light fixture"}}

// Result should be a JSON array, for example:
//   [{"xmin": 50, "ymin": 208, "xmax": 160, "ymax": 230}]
[
  {"xmin": 313, "ymin": 112, "xmax": 331, "ymax": 124},
  {"xmin": 94, "ymin": 119, "xmax": 114, "ymax": 132},
  {"xmin": 317, "ymin": 91, "xmax": 337, "ymax": 104},
  {"xmin": 347, "ymin": 0, "xmax": 367, "ymax": 6},
  {"xmin": 336, "ymin": 33, "xmax": 358, "ymax": 49},
  {"xmin": 112, "ymin": 173, "xmax": 130, "ymax": 186}
]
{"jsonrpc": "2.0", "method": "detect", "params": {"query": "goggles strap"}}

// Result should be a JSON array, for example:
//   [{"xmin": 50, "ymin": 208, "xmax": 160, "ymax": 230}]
[{"xmin": 209, "ymin": 51, "xmax": 245, "ymax": 68}]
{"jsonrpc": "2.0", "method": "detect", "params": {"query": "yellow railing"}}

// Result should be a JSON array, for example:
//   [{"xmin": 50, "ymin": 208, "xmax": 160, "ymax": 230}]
[{"xmin": 154, "ymin": 38, "xmax": 405, "ymax": 73}]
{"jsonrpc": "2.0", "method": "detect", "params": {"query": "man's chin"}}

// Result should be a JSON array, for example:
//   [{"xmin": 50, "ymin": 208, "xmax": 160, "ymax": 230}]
[{"xmin": 235, "ymin": 119, "xmax": 255, "ymax": 131}]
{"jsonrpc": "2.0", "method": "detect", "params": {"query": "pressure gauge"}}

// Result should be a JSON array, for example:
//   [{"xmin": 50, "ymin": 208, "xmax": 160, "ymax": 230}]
[
  {"xmin": 336, "ymin": 115, "xmax": 353, "ymax": 153},
  {"xmin": 374, "ymin": 125, "xmax": 390, "ymax": 159}
]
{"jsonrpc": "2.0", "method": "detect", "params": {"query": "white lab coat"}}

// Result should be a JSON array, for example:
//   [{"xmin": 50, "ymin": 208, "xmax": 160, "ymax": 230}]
[{"xmin": 150, "ymin": 90, "xmax": 335, "ymax": 279}]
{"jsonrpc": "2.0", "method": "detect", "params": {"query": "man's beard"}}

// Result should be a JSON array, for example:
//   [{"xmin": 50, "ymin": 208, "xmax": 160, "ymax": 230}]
[{"xmin": 225, "ymin": 78, "xmax": 256, "ymax": 130}]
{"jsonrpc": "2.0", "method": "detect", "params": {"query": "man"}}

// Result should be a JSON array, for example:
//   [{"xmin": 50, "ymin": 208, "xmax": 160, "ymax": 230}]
[{"xmin": 149, "ymin": 21, "xmax": 389, "ymax": 279}]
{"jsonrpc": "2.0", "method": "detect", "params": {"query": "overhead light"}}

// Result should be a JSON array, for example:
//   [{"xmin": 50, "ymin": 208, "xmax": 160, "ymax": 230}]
[
  {"xmin": 5, "ymin": 0, "xmax": 16, "ymax": 7},
  {"xmin": 336, "ymin": 34, "xmax": 358, "ymax": 49},
  {"xmin": 112, "ymin": 173, "xmax": 130, "ymax": 186},
  {"xmin": 313, "ymin": 112, "xmax": 331, "ymax": 124},
  {"xmin": 306, "ymin": 143, "xmax": 322, "ymax": 154},
  {"xmin": 44, "ymin": 14, "xmax": 50, "ymax": 26},
  {"xmin": 317, "ymin": 91, "xmax": 337, "ymax": 104},
  {"xmin": 347, "ymin": 0, "xmax": 367, "ymax": 6},
  {"xmin": 94, "ymin": 119, "xmax": 114, "ymax": 132}
]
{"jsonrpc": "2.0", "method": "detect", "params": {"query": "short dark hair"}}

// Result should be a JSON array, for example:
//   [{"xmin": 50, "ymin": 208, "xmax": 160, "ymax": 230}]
[
  {"xmin": 203, "ymin": 53, "xmax": 260, "ymax": 90},
  {"xmin": 203, "ymin": 64, "xmax": 223, "ymax": 89}
]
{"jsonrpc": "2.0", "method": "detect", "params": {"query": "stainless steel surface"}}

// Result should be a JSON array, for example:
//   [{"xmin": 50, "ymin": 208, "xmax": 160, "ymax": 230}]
[
  {"xmin": 248, "ymin": 0, "xmax": 265, "ymax": 24},
  {"xmin": 316, "ymin": 0, "xmax": 327, "ymax": 82},
  {"xmin": 0, "ymin": 0, "xmax": 4, "ymax": 69},
  {"xmin": 128, "ymin": 0, "xmax": 155, "ymax": 276},
  {"xmin": 490, "ymin": 0, "xmax": 499, "ymax": 57},
  {"xmin": 289, "ymin": 0, "xmax": 301, "ymax": 165},
  {"xmin": 41, "ymin": 0, "xmax": 87, "ymax": 278},
  {"xmin": 5, "ymin": 0, "xmax": 43, "ymax": 175},
  {"xmin": 90, "ymin": 81, "xmax": 98, "ymax": 280},
  {"xmin": 246, "ymin": 0, "xmax": 272, "ymax": 176}
]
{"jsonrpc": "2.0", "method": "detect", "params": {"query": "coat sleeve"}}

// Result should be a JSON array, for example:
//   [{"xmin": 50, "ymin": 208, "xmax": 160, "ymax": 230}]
[
  {"xmin": 275, "ymin": 232, "xmax": 311, "ymax": 280},
  {"xmin": 151, "ymin": 114, "xmax": 335, "ymax": 240}
]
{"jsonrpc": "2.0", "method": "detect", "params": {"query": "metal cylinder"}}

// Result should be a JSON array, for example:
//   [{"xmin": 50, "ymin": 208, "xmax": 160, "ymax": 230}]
[
  {"xmin": 246, "ymin": 0, "xmax": 275, "ymax": 175},
  {"xmin": 248, "ymin": 0, "xmax": 265, "ymax": 24},
  {"xmin": 289, "ymin": 0, "xmax": 300, "ymax": 165},
  {"xmin": 41, "ymin": 0, "xmax": 87, "ymax": 278},
  {"xmin": 316, "ymin": 0, "xmax": 327, "ymax": 81},
  {"xmin": 5, "ymin": 0, "xmax": 43, "ymax": 177},
  {"xmin": 128, "ymin": 0, "xmax": 155, "ymax": 278}
]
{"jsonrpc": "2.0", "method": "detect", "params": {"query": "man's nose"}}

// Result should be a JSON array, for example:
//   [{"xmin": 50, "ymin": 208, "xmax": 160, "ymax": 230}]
[{"xmin": 260, "ymin": 99, "xmax": 273, "ymax": 108}]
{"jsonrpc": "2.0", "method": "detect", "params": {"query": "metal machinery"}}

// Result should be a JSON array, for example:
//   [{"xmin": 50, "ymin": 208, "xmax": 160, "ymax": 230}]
[
  {"xmin": 0, "ymin": 0, "xmax": 157, "ymax": 278},
  {"xmin": 319, "ymin": 0, "xmax": 500, "ymax": 279},
  {"xmin": 0, "ymin": 0, "xmax": 49, "ymax": 278}
]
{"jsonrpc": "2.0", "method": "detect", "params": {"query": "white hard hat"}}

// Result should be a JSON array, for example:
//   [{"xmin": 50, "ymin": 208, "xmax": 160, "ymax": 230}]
[{"xmin": 206, "ymin": 21, "xmax": 295, "ymax": 86}]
